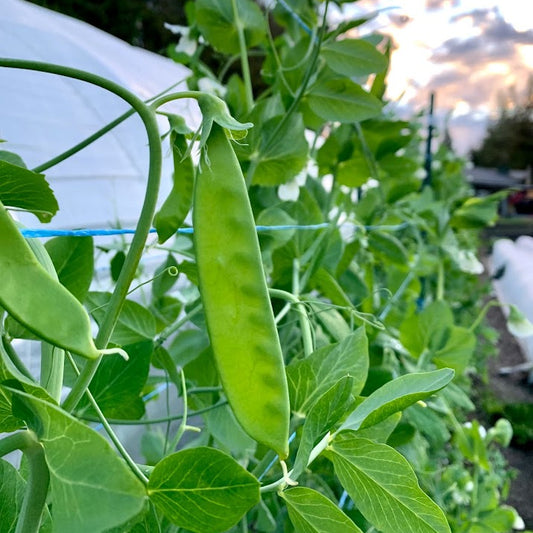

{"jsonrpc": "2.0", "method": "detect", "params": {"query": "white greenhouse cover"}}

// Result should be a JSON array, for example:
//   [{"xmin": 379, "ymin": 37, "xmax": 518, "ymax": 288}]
[
  {"xmin": 491, "ymin": 237, "xmax": 533, "ymax": 376},
  {"xmin": 0, "ymin": 0, "xmax": 200, "ymax": 229}
]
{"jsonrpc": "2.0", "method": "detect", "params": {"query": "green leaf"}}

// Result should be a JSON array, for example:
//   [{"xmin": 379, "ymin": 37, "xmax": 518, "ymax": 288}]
[
  {"xmin": 166, "ymin": 328, "xmax": 210, "ymax": 367},
  {"xmin": 432, "ymin": 326, "xmax": 475, "ymax": 375},
  {"xmin": 257, "ymin": 207, "xmax": 297, "ymax": 252},
  {"xmin": 340, "ymin": 369, "xmax": 454, "ymax": 432},
  {"xmin": 0, "ymin": 160, "xmax": 58, "ymax": 222},
  {"xmin": 204, "ymin": 404, "xmax": 257, "ymax": 458},
  {"xmin": 367, "ymin": 230, "xmax": 409, "ymax": 265},
  {"xmin": 0, "ymin": 458, "xmax": 53, "ymax": 533},
  {"xmin": 7, "ymin": 388, "xmax": 147, "ymax": 533},
  {"xmin": 196, "ymin": 0, "xmax": 266, "ymax": 54},
  {"xmin": 306, "ymin": 79, "xmax": 382, "ymax": 123},
  {"xmin": 399, "ymin": 301, "xmax": 453, "ymax": 357},
  {"xmin": 249, "ymin": 113, "xmax": 309, "ymax": 186},
  {"xmin": 280, "ymin": 487, "xmax": 363, "ymax": 533},
  {"xmin": 327, "ymin": 434, "xmax": 451, "ymax": 533},
  {"xmin": 152, "ymin": 253, "xmax": 179, "ymax": 299},
  {"xmin": 286, "ymin": 328, "xmax": 368, "ymax": 414},
  {"xmin": 0, "ymin": 459, "xmax": 27, "ymax": 532},
  {"xmin": 154, "ymin": 133, "xmax": 194, "ymax": 244},
  {"xmin": 147, "ymin": 447, "xmax": 259, "ymax": 533},
  {"xmin": 321, "ymin": 39, "xmax": 387, "ymax": 77},
  {"xmin": 76, "ymin": 341, "xmax": 153, "ymax": 420},
  {"xmin": 336, "ymin": 155, "xmax": 371, "ymax": 187},
  {"xmin": 45, "ymin": 236, "xmax": 94, "ymax": 302},
  {"xmin": 0, "ymin": 150, "xmax": 26, "ymax": 167},
  {"xmin": 450, "ymin": 191, "xmax": 506, "ymax": 229},
  {"xmin": 292, "ymin": 377, "xmax": 354, "ymax": 479},
  {"xmin": 0, "ymin": 339, "xmax": 55, "ymax": 432},
  {"xmin": 87, "ymin": 292, "xmax": 156, "ymax": 345}
]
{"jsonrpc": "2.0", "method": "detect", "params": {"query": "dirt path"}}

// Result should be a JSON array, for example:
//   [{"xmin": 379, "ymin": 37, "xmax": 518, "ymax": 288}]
[{"xmin": 483, "ymin": 305, "xmax": 533, "ymax": 528}]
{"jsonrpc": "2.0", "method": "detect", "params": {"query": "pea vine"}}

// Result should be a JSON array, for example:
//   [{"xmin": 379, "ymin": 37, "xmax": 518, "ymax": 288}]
[{"xmin": 0, "ymin": 1, "xmax": 524, "ymax": 533}]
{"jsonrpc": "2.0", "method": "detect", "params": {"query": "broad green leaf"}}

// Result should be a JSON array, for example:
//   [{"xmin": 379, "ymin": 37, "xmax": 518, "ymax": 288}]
[
  {"xmin": 166, "ymin": 328, "xmax": 210, "ymax": 368},
  {"xmin": 87, "ymin": 292, "xmax": 156, "ymax": 345},
  {"xmin": 257, "ymin": 207, "xmax": 297, "ymax": 252},
  {"xmin": 306, "ymin": 79, "xmax": 382, "ymax": 123},
  {"xmin": 378, "ymin": 154, "xmax": 419, "ymax": 179},
  {"xmin": 0, "ymin": 150, "xmax": 26, "ymax": 167},
  {"xmin": 147, "ymin": 447, "xmax": 259, "ymax": 533},
  {"xmin": 340, "ymin": 369, "xmax": 454, "ymax": 432},
  {"xmin": 154, "ymin": 133, "xmax": 194, "ymax": 244},
  {"xmin": 0, "ymin": 458, "xmax": 53, "ymax": 533},
  {"xmin": 204, "ymin": 404, "xmax": 257, "ymax": 458},
  {"xmin": 45, "ymin": 236, "xmax": 94, "ymax": 302},
  {"xmin": 286, "ymin": 328, "xmax": 368, "ymax": 414},
  {"xmin": 326, "ymin": 434, "xmax": 451, "ymax": 533},
  {"xmin": 311, "ymin": 268, "xmax": 353, "ymax": 309},
  {"xmin": 7, "ymin": 388, "xmax": 147, "ymax": 533},
  {"xmin": 450, "ymin": 191, "xmax": 506, "ymax": 229},
  {"xmin": 321, "ymin": 39, "xmax": 387, "ymax": 77},
  {"xmin": 0, "ymin": 160, "xmax": 58, "ymax": 222},
  {"xmin": 0, "ymin": 459, "xmax": 26, "ymax": 532},
  {"xmin": 0, "ymin": 339, "xmax": 55, "ymax": 432},
  {"xmin": 479, "ymin": 505, "xmax": 518, "ymax": 532},
  {"xmin": 336, "ymin": 155, "xmax": 371, "ymax": 187},
  {"xmin": 292, "ymin": 377, "xmax": 354, "ymax": 479},
  {"xmin": 249, "ymin": 113, "xmax": 309, "ymax": 186},
  {"xmin": 433, "ymin": 326, "xmax": 475, "ymax": 375},
  {"xmin": 196, "ymin": 0, "xmax": 266, "ymax": 54},
  {"xmin": 405, "ymin": 403, "xmax": 451, "ymax": 448},
  {"xmin": 76, "ymin": 341, "xmax": 153, "ymax": 420},
  {"xmin": 151, "ymin": 253, "xmax": 179, "ymax": 299},
  {"xmin": 399, "ymin": 300, "xmax": 454, "ymax": 357},
  {"xmin": 356, "ymin": 412, "xmax": 402, "ymax": 443},
  {"xmin": 310, "ymin": 303, "xmax": 352, "ymax": 343},
  {"xmin": 368, "ymin": 230, "xmax": 409, "ymax": 265},
  {"xmin": 280, "ymin": 487, "xmax": 363, "ymax": 533}
]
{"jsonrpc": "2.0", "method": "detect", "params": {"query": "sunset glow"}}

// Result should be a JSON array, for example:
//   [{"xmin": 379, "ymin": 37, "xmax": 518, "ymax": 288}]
[{"xmin": 336, "ymin": 0, "xmax": 533, "ymax": 153}]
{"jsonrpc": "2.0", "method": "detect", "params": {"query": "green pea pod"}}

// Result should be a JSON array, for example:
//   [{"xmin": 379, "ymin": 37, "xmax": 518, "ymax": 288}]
[
  {"xmin": 153, "ymin": 132, "xmax": 194, "ymax": 244},
  {"xmin": 193, "ymin": 124, "xmax": 290, "ymax": 458},
  {"xmin": 0, "ymin": 201, "xmax": 100, "ymax": 359}
]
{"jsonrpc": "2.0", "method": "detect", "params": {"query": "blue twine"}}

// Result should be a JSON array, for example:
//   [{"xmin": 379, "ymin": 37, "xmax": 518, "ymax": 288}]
[
  {"xmin": 338, "ymin": 489, "xmax": 349, "ymax": 509},
  {"xmin": 20, "ymin": 222, "xmax": 408, "ymax": 239},
  {"xmin": 276, "ymin": 0, "xmax": 313, "ymax": 35}
]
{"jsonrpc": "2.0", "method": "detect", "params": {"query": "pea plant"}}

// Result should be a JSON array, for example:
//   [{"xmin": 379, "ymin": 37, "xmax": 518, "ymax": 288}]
[{"xmin": 0, "ymin": 1, "xmax": 523, "ymax": 532}]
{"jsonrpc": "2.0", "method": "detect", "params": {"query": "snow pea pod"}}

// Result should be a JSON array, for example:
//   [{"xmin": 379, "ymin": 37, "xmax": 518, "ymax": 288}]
[
  {"xmin": 193, "ymin": 124, "xmax": 290, "ymax": 458},
  {"xmin": 0, "ymin": 201, "xmax": 100, "ymax": 359}
]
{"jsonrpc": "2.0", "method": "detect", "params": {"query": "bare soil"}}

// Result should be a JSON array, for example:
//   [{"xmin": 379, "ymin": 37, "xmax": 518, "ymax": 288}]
[{"xmin": 482, "ymin": 304, "xmax": 533, "ymax": 528}]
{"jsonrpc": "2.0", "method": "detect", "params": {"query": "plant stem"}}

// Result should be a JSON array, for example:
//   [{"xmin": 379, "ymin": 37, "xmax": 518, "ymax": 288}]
[
  {"xmin": 0, "ymin": 60, "xmax": 165, "ymax": 413},
  {"xmin": 231, "ymin": 0, "xmax": 254, "ymax": 113},
  {"xmin": 436, "ymin": 259, "xmax": 445, "ymax": 301},
  {"xmin": 468, "ymin": 299, "xmax": 498, "ymax": 332},
  {"xmin": 155, "ymin": 303, "xmax": 203, "ymax": 347},
  {"xmin": 31, "ymin": 79, "xmax": 186, "ymax": 174},
  {"xmin": 245, "ymin": 2, "xmax": 329, "ymax": 185},
  {"xmin": 65, "ymin": 353, "xmax": 149, "ymax": 485},
  {"xmin": 78, "ymin": 400, "xmax": 228, "ymax": 426},
  {"xmin": 1, "ymin": 336, "xmax": 34, "ymax": 382},
  {"xmin": 269, "ymin": 288, "xmax": 313, "ymax": 357},
  {"xmin": 0, "ymin": 431, "xmax": 50, "ymax": 533}
]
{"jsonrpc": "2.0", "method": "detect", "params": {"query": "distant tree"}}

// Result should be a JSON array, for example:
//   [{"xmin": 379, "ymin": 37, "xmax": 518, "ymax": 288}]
[
  {"xmin": 27, "ymin": 0, "xmax": 186, "ymax": 53},
  {"xmin": 471, "ymin": 77, "xmax": 533, "ymax": 176}
]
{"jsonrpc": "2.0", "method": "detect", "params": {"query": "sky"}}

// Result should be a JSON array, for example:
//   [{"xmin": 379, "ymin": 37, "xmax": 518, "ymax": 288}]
[{"xmin": 330, "ymin": 0, "xmax": 533, "ymax": 155}]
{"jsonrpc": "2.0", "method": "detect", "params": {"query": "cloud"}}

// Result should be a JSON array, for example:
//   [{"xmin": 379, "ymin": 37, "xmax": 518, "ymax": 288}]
[
  {"xmin": 434, "ymin": 8, "xmax": 533, "ymax": 66},
  {"xmin": 425, "ymin": 0, "xmax": 459, "ymax": 10},
  {"xmin": 388, "ymin": 13, "xmax": 412, "ymax": 28}
]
